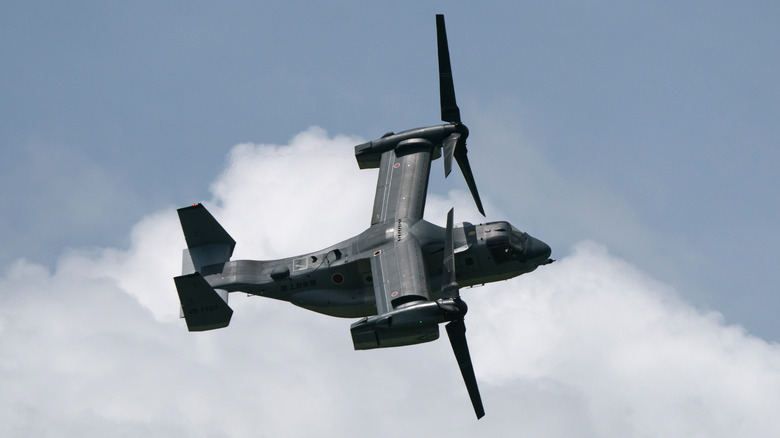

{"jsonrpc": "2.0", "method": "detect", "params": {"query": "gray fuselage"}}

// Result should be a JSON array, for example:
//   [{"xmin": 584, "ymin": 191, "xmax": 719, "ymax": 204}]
[{"xmin": 201, "ymin": 218, "xmax": 551, "ymax": 318}]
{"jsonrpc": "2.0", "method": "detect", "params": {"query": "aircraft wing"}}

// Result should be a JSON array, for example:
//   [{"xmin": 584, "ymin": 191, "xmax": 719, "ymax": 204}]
[
  {"xmin": 351, "ymin": 234, "xmax": 440, "ymax": 350},
  {"xmin": 370, "ymin": 235, "xmax": 431, "ymax": 315},
  {"xmin": 368, "ymin": 140, "xmax": 436, "ymax": 311},
  {"xmin": 370, "ymin": 141, "xmax": 434, "ymax": 225}
]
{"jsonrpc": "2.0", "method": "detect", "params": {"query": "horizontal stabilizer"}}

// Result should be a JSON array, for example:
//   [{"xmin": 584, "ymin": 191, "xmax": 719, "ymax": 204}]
[{"xmin": 174, "ymin": 273, "xmax": 233, "ymax": 332}]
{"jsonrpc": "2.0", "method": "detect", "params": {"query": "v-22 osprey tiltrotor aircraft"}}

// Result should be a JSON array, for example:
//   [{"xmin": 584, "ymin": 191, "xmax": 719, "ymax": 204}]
[{"xmin": 174, "ymin": 15, "xmax": 553, "ymax": 419}]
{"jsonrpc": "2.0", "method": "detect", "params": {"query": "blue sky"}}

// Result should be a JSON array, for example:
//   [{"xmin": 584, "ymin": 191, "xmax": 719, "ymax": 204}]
[{"xmin": 1, "ymin": 2, "xmax": 779, "ymax": 435}]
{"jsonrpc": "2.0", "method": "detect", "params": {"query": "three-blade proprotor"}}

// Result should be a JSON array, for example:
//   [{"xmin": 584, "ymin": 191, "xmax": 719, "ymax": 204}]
[
  {"xmin": 436, "ymin": 14, "xmax": 486, "ymax": 216},
  {"xmin": 440, "ymin": 208, "xmax": 485, "ymax": 419}
]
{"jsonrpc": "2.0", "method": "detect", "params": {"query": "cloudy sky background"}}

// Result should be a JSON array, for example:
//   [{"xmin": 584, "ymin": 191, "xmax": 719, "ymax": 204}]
[{"xmin": 2, "ymin": 1, "xmax": 779, "ymax": 436}]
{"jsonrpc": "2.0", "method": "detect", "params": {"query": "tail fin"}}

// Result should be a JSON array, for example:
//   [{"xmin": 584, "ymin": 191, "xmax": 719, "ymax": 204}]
[
  {"xmin": 175, "ymin": 203, "xmax": 235, "ymax": 331},
  {"xmin": 178, "ymin": 203, "xmax": 236, "ymax": 274},
  {"xmin": 174, "ymin": 273, "xmax": 233, "ymax": 331}
]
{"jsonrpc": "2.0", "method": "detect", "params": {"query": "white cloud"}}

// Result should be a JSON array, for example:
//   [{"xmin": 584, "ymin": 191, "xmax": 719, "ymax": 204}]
[
  {"xmin": 1, "ymin": 127, "xmax": 778, "ymax": 437},
  {"xmin": 208, "ymin": 127, "xmax": 375, "ymax": 258},
  {"xmin": 468, "ymin": 242, "xmax": 780, "ymax": 436}
]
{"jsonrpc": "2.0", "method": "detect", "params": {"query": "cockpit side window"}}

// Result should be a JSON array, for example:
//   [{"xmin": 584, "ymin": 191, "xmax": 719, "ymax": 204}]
[
  {"xmin": 489, "ymin": 243, "xmax": 516, "ymax": 264},
  {"xmin": 486, "ymin": 235, "xmax": 517, "ymax": 264}
]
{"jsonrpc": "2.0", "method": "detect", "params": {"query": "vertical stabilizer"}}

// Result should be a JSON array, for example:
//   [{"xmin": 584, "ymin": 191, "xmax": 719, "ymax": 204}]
[{"xmin": 177, "ymin": 203, "xmax": 236, "ymax": 274}]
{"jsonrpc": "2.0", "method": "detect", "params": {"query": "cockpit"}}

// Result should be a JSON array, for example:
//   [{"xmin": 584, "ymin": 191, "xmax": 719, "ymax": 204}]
[
  {"xmin": 484, "ymin": 222, "xmax": 526, "ymax": 264},
  {"xmin": 483, "ymin": 221, "xmax": 551, "ymax": 265}
]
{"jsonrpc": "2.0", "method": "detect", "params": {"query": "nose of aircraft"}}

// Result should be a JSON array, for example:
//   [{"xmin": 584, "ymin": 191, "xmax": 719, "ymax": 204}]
[{"xmin": 525, "ymin": 236, "xmax": 552, "ymax": 263}]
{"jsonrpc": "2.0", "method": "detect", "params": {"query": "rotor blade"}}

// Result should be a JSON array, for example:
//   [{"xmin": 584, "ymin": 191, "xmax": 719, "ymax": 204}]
[
  {"xmin": 446, "ymin": 318, "xmax": 485, "ymax": 419},
  {"xmin": 437, "ymin": 14, "xmax": 461, "ymax": 124},
  {"xmin": 454, "ymin": 144, "xmax": 486, "ymax": 216},
  {"xmin": 442, "ymin": 133, "xmax": 459, "ymax": 178},
  {"xmin": 441, "ymin": 208, "xmax": 459, "ymax": 298}
]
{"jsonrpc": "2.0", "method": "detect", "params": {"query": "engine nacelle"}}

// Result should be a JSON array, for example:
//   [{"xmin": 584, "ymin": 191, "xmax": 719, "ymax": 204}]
[
  {"xmin": 349, "ymin": 300, "xmax": 463, "ymax": 350},
  {"xmin": 351, "ymin": 323, "xmax": 440, "ymax": 350}
]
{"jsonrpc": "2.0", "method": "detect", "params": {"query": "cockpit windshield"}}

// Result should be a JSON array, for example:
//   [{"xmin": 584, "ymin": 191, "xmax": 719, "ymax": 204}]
[
  {"xmin": 485, "ymin": 223, "xmax": 528, "ymax": 264},
  {"xmin": 509, "ymin": 225, "xmax": 526, "ymax": 251}
]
